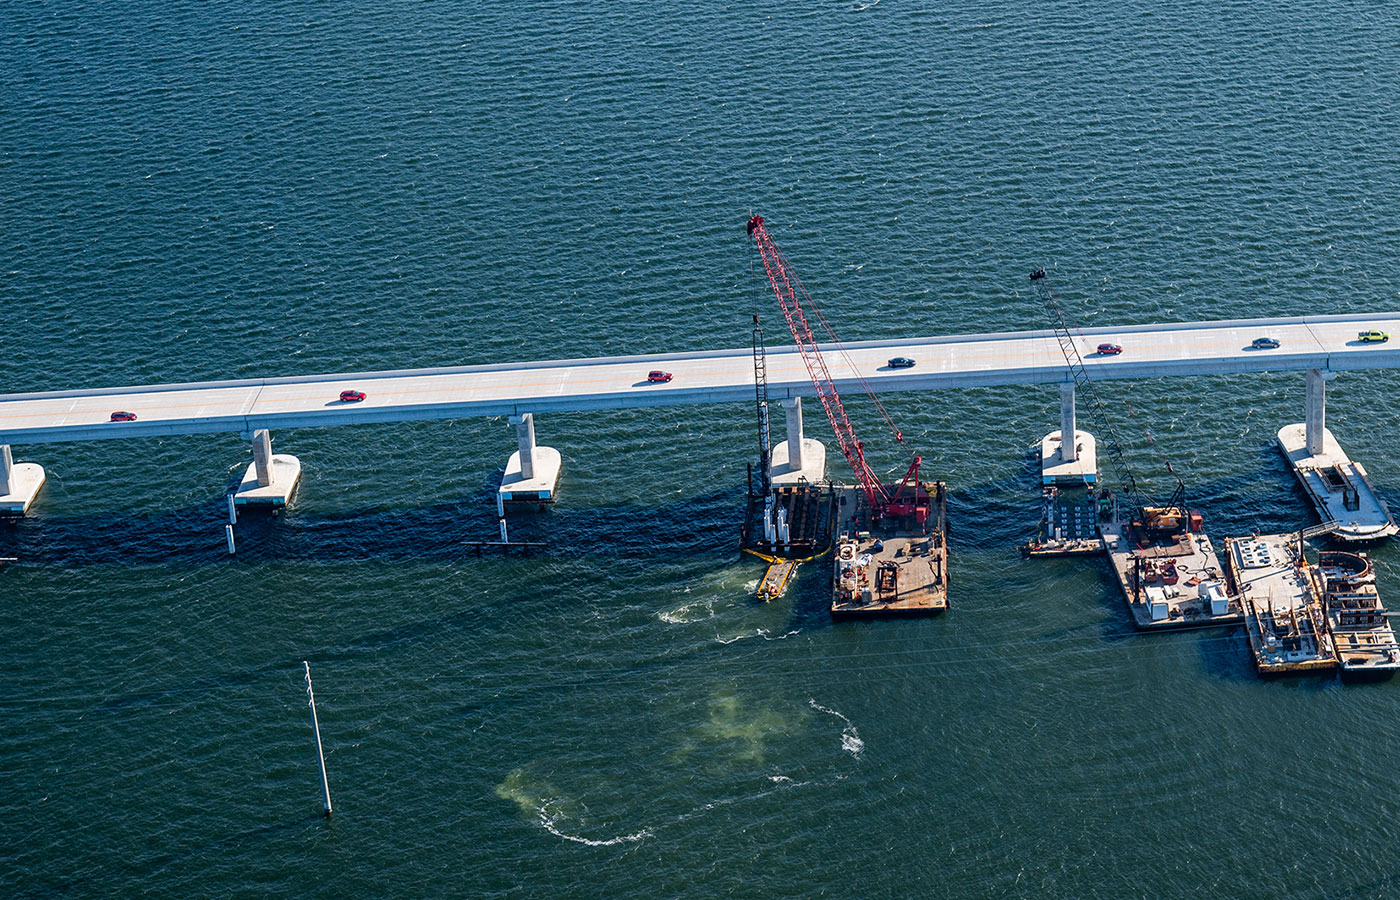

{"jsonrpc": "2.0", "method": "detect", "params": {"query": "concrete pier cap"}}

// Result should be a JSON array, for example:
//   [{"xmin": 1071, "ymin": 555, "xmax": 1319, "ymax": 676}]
[
  {"xmin": 498, "ymin": 413, "xmax": 561, "ymax": 513},
  {"xmin": 0, "ymin": 445, "xmax": 45, "ymax": 515},
  {"xmin": 1040, "ymin": 430, "xmax": 1097, "ymax": 485},
  {"xmin": 233, "ymin": 429, "xmax": 301, "ymax": 507}
]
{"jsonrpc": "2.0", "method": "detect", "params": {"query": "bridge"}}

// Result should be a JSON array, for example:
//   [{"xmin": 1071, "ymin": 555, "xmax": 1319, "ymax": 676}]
[{"xmin": 2, "ymin": 311, "xmax": 1397, "ymax": 515}]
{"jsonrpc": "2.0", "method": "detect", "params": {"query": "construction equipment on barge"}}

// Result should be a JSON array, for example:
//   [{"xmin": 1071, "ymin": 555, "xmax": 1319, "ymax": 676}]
[
  {"xmin": 1029, "ymin": 269, "xmax": 1236, "ymax": 628},
  {"xmin": 832, "ymin": 475, "xmax": 949, "ymax": 617},
  {"xmin": 1225, "ymin": 531, "xmax": 1335, "ymax": 675},
  {"xmin": 1020, "ymin": 484, "xmax": 1102, "ymax": 558},
  {"xmin": 739, "ymin": 314, "xmax": 837, "ymax": 564},
  {"xmin": 1316, "ymin": 549, "xmax": 1400, "ymax": 676},
  {"xmin": 747, "ymin": 216, "xmax": 947, "ymax": 617},
  {"xmin": 1224, "ymin": 522, "xmax": 1400, "ymax": 677}
]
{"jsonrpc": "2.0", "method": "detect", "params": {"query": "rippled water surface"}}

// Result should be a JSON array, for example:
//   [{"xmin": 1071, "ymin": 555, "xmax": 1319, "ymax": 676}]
[{"xmin": 5, "ymin": 1, "xmax": 1400, "ymax": 897}]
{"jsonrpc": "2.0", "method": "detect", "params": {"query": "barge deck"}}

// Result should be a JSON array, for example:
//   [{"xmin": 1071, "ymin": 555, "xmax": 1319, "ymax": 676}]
[
  {"xmin": 1317, "ymin": 550, "xmax": 1400, "ymax": 676},
  {"xmin": 1100, "ymin": 517, "xmax": 1241, "ymax": 629},
  {"xmin": 1223, "ymin": 534, "xmax": 1335, "ymax": 675},
  {"xmin": 832, "ymin": 483, "xmax": 948, "ymax": 618}
]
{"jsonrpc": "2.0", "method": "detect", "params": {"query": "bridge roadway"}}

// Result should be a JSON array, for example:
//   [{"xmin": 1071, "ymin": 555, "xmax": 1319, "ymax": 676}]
[{"xmin": 2, "ymin": 312, "xmax": 1399, "ymax": 446}]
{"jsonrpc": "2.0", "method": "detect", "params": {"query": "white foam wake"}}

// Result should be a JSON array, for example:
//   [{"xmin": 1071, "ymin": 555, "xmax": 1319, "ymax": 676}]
[
  {"xmin": 538, "ymin": 803, "xmax": 653, "ymax": 847},
  {"xmin": 809, "ymin": 699, "xmax": 866, "ymax": 759},
  {"xmin": 659, "ymin": 598, "xmax": 713, "ymax": 624},
  {"xmin": 715, "ymin": 628, "xmax": 801, "ymax": 644}
]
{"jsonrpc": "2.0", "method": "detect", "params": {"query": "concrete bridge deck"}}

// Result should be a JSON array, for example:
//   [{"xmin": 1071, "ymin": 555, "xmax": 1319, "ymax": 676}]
[{"xmin": 2, "ymin": 312, "xmax": 1398, "ymax": 446}]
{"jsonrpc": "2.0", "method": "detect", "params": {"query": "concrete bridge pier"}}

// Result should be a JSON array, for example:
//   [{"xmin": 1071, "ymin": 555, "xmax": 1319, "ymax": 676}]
[
  {"xmin": 233, "ymin": 429, "xmax": 302, "ymax": 507},
  {"xmin": 770, "ymin": 398, "xmax": 826, "ymax": 485},
  {"xmin": 1060, "ymin": 383, "xmax": 1077, "ymax": 464},
  {"xmin": 1305, "ymin": 368, "xmax": 1335, "ymax": 456},
  {"xmin": 0, "ymin": 445, "xmax": 46, "ymax": 515},
  {"xmin": 1040, "ymin": 383, "xmax": 1097, "ymax": 486},
  {"xmin": 498, "ymin": 413, "xmax": 561, "ymax": 514}
]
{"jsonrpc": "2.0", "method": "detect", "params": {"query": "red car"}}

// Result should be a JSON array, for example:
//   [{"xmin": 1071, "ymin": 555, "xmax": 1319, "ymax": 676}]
[
  {"xmin": 646, "ymin": 371, "xmax": 673, "ymax": 383},
  {"xmin": 1096, "ymin": 343, "xmax": 1123, "ymax": 356},
  {"xmin": 339, "ymin": 390, "xmax": 367, "ymax": 402},
  {"xmin": 109, "ymin": 411, "xmax": 138, "ymax": 422}
]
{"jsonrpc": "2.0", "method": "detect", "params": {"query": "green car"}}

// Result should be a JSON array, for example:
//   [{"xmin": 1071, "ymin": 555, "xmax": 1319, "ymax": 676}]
[{"xmin": 1358, "ymin": 330, "xmax": 1390, "ymax": 343}]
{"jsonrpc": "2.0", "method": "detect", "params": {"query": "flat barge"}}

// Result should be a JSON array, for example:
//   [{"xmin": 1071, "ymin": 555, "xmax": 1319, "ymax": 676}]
[
  {"xmin": 832, "ymin": 482, "xmax": 948, "ymax": 618},
  {"xmin": 755, "ymin": 556, "xmax": 797, "ymax": 602},
  {"xmin": 1222, "ymin": 536, "xmax": 1400, "ymax": 677},
  {"xmin": 1317, "ymin": 550, "xmax": 1400, "ymax": 676},
  {"xmin": 1224, "ymin": 534, "xmax": 1335, "ymax": 675},
  {"xmin": 1277, "ymin": 424, "xmax": 1397, "ymax": 543},
  {"xmin": 740, "ymin": 482, "xmax": 837, "ymax": 560},
  {"xmin": 1100, "ymin": 510, "xmax": 1241, "ymax": 629}
]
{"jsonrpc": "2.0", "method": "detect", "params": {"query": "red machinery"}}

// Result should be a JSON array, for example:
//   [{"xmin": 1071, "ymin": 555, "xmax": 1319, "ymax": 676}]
[{"xmin": 747, "ymin": 215, "xmax": 929, "ymax": 523}]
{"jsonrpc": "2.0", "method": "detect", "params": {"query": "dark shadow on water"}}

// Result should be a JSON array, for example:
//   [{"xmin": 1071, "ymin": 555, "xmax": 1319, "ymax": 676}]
[
  {"xmin": 784, "ymin": 560, "xmax": 834, "ymax": 631},
  {"xmin": 1195, "ymin": 626, "xmax": 1256, "ymax": 683},
  {"xmin": 4, "ymin": 430, "xmax": 1379, "ymax": 569},
  {"xmin": 0, "ymin": 475, "xmax": 751, "ymax": 567}
]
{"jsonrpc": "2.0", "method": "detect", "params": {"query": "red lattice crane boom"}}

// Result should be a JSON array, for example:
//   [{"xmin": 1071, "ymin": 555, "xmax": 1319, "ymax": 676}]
[{"xmin": 746, "ymin": 215, "xmax": 892, "ymax": 512}]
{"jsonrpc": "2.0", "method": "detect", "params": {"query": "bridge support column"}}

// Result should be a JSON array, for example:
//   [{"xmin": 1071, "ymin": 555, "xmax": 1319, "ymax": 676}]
[
  {"xmin": 770, "ymin": 398, "xmax": 826, "ymax": 486},
  {"xmin": 0, "ymin": 445, "xmax": 46, "ymax": 515},
  {"xmin": 1060, "ymin": 383, "xmax": 1077, "ymax": 464},
  {"xmin": 512, "ymin": 413, "xmax": 537, "ymax": 481},
  {"xmin": 498, "ymin": 413, "xmax": 561, "ymax": 513},
  {"xmin": 1305, "ymin": 368, "xmax": 1333, "ymax": 457},
  {"xmin": 784, "ymin": 398, "xmax": 805, "ymax": 472},
  {"xmin": 253, "ymin": 429, "xmax": 273, "ymax": 487},
  {"xmin": 233, "ymin": 429, "xmax": 301, "ymax": 508}
]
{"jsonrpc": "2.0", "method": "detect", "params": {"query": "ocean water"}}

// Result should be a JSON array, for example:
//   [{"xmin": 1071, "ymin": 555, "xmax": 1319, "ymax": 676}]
[{"xmin": 4, "ymin": 0, "xmax": 1400, "ymax": 896}]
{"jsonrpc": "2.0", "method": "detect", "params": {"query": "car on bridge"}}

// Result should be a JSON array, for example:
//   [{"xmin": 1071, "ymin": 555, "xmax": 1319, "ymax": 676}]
[
  {"xmin": 1359, "ymin": 330, "xmax": 1390, "ymax": 343},
  {"xmin": 109, "ymin": 411, "xmax": 137, "ymax": 422},
  {"xmin": 1251, "ymin": 337, "xmax": 1281, "ymax": 350},
  {"xmin": 887, "ymin": 357, "xmax": 916, "ymax": 369},
  {"xmin": 1096, "ymin": 343, "xmax": 1123, "ymax": 355},
  {"xmin": 646, "ymin": 371, "xmax": 673, "ymax": 383},
  {"xmin": 339, "ymin": 390, "xmax": 367, "ymax": 402}
]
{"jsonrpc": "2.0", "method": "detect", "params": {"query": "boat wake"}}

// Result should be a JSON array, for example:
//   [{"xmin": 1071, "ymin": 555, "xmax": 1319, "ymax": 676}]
[
  {"xmin": 539, "ymin": 802, "xmax": 653, "ymax": 846},
  {"xmin": 658, "ymin": 599, "xmax": 714, "ymax": 624},
  {"xmin": 715, "ymin": 628, "xmax": 801, "ymax": 644},
  {"xmin": 809, "ymin": 699, "xmax": 865, "ymax": 759}
]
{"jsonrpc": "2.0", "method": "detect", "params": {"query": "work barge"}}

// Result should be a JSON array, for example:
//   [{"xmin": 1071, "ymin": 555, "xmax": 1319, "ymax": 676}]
[
  {"xmin": 1224, "ymin": 533, "xmax": 1400, "ymax": 676},
  {"xmin": 831, "ymin": 482, "xmax": 949, "ymax": 618},
  {"xmin": 1099, "ymin": 504, "xmax": 1239, "ymax": 630}
]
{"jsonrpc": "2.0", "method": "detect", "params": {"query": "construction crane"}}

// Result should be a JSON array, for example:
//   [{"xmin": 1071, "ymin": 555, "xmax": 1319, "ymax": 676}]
[
  {"xmin": 751, "ymin": 313, "xmax": 773, "ymax": 499},
  {"xmin": 747, "ymin": 215, "xmax": 929, "ymax": 523},
  {"xmin": 1029, "ymin": 268, "xmax": 1189, "ymax": 536}
]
